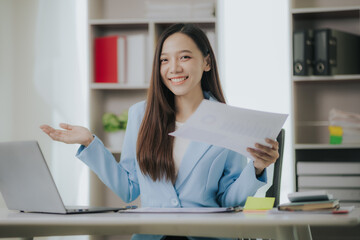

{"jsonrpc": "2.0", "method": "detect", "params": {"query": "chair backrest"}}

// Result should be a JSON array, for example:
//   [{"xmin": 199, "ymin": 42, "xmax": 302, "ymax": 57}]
[{"xmin": 265, "ymin": 129, "xmax": 285, "ymax": 207}]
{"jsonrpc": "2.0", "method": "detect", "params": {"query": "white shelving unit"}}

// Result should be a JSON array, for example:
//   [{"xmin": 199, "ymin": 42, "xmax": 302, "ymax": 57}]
[
  {"xmin": 295, "ymin": 143, "xmax": 360, "ymax": 150},
  {"xmin": 293, "ymin": 74, "xmax": 360, "ymax": 82},
  {"xmin": 291, "ymin": 0, "xmax": 360, "ymax": 212},
  {"xmin": 87, "ymin": 0, "xmax": 217, "ymax": 214}
]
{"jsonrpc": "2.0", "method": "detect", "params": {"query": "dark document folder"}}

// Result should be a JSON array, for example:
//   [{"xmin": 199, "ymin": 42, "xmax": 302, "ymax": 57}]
[
  {"xmin": 314, "ymin": 29, "xmax": 360, "ymax": 75},
  {"xmin": 293, "ymin": 30, "xmax": 313, "ymax": 75}
]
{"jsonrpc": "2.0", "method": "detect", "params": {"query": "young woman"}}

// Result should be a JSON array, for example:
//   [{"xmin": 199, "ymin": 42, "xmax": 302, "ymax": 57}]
[{"xmin": 41, "ymin": 23, "xmax": 279, "ymax": 240}]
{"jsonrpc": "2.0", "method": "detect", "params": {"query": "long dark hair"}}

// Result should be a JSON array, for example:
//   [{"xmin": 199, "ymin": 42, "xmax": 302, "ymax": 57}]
[{"xmin": 136, "ymin": 23, "xmax": 225, "ymax": 183}]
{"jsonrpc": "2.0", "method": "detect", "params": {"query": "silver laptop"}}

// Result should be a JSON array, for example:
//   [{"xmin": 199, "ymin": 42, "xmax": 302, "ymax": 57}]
[{"xmin": 0, "ymin": 140, "xmax": 129, "ymax": 214}]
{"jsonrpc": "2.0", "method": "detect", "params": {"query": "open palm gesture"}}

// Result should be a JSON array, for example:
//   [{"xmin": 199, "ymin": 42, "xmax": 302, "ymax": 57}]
[{"xmin": 40, "ymin": 123, "xmax": 94, "ymax": 147}]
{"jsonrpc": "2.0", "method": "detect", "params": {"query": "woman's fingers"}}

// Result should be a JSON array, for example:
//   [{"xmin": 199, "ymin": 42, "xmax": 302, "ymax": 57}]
[
  {"xmin": 40, "ymin": 125, "xmax": 55, "ymax": 135},
  {"xmin": 247, "ymin": 149, "xmax": 269, "ymax": 175},
  {"xmin": 247, "ymin": 147, "xmax": 274, "ymax": 163},
  {"xmin": 247, "ymin": 138, "xmax": 280, "ymax": 173},
  {"xmin": 49, "ymin": 130, "xmax": 68, "ymax": 143},
  {"xmin": 40, "ymin": 123, "xmax": 93, "ymax": 146},
  {"xmin": 40, "ymin": 124, "xmax": 71, "ymax": 143},
  {"xmin": 59, "ymin": 123, "xmax": 72, "ymax": 130},
  {"xmin": 266, "ymin": 138, "xmax": 279, "ymax": 150},
  {"xmin": 254, "ymin": 142, "xmax": 279, "ymax": 160}
]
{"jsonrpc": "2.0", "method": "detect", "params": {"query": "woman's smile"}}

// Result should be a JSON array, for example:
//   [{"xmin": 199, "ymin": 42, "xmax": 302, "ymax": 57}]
[{"xmin": 169, "ymin": 76, "xmax": 189, "ymax": 85}]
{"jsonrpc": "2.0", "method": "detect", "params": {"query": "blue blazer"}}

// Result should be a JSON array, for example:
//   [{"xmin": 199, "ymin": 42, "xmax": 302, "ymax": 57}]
[{"xmin": 76, "ymin": 92, "xmax": 267, "ymax": 240}]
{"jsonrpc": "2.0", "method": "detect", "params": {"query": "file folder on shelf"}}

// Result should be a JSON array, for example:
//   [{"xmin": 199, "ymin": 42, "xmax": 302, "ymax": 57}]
[
  {"xmin": 94, "ymin": 36, "xmax": 118, "ymax": 83},
  {"xmin": 314, "ymin": 29, "xmax": 360, "ymax": 75},
  {"xmin": 293, "ymin": 30, "xmax": 314, "ymax": 75}
]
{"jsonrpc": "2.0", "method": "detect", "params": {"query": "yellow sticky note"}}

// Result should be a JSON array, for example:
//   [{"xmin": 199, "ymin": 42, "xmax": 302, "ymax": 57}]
[
  {"xmin": 328, "ymin": 126, "xmax": 343, "ymax": 136},
  {"xmin": 243, "ymin": 197, "xmax": 275, "ymax": 210}
]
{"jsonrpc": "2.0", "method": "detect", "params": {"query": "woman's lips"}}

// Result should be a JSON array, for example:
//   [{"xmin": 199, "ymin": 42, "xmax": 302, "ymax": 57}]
[{"xmin": 169, "ymin": 76, "xmax": 188, "ymax": 85}]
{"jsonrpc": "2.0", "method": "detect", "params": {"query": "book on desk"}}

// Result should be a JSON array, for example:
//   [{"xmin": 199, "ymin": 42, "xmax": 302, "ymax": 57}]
[
  {"xmin": 278, "ymin": 199, "xmax": 339, "ymax": 211},
  {"xmin": 278, "ymin": 190, "xmax": 341, "ymax": 212}
]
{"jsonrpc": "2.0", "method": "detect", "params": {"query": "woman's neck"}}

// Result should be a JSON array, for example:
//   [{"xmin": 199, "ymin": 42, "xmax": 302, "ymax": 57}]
[{"xmin": 175, "ymin": 90, "xmax": 204, "ymax": 123}]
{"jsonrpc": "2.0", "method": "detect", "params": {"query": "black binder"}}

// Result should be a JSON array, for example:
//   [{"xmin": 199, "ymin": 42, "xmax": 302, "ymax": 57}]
[
  {"xmin": 314, "ymin": 29, "xmax": 360, "ymax": 75},
  {"xmin": 293, "ymin": 30, "xmax": 314, "ymax": 75}
]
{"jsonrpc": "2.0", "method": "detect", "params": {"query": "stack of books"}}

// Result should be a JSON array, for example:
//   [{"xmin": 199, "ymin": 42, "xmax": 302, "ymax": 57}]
[
  {"xmin": 297, "ymin": 161, "xmax": 360, "ymax": 208},
  {"xmin": 278, "ymin": 190, "xmax": 340, "ymax": 212}
]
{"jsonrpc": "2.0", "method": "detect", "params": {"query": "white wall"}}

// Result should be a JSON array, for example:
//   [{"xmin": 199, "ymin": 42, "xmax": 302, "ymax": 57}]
[
  {"xmin": 11, "ymin": 0, "xmax": 54, "ymax": 155},
  {"xmin": 218, "ymin": 0, "xmax": 293, "ymax": 203},
  {"xmin": 0, "ymin": 0, "xmax": 89, "ymax": 211},
  {"xmin": 33, "ymin": 0, "xmax": 90, "ymax": 207},
  {"xmin": 0, "ymin": 0, "xmax": 54, "ymax": 209},
  {"xmin": 0, "ymin": 0, "xmax": 14, "ymax": 209}
]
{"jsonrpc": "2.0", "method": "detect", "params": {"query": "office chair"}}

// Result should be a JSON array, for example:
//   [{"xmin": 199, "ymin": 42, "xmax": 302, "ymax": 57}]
[
  {"xmin": 265, "ymin": 128, "xmax": 285, "ymax": 207},
  {"xmin": 239, "ymin": 129, "xmax": 285, "ymax": 240}
]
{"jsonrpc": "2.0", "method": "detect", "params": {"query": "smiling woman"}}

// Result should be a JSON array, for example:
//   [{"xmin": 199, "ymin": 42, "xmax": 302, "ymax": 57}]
[
  {"xmin": 136, "ymin": 24, "xmax": 226, "ymax": 184},
  {"xmin": 40, "ymin": 23, "xmax": 280, "ymax": 240}
]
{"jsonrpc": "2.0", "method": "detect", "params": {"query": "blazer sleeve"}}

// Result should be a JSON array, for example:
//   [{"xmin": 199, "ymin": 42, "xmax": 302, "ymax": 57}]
[
  {"xmin": 76, "ymin": 103, "xmax": 143, "ymax": 203},
  {"xmin": 217, "ymin": 150, "xmax": 267, "ymax": 207}
]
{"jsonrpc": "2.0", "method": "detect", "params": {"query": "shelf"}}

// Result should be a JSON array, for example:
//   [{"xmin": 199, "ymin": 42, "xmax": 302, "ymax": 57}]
[
  {"xmin": 292, "ymin": 0, "xmax": 360, "ymax": 196},
  {"xmin": 292, "ymin": 6, "xmax": 360, "ymax": 15},
  {"xmin": 295, "ymin": 143, "xmax": 360, "ymax": 150},
  {"xmin": 296, "ymin": 121, "xmax": 329, "ymax": 127},
  {"xmin": 90, "ymin": 83, "xmax": 149, "ymax": 90},
  {"xmin": 89, "ymin": 19, "xmax": 150, "ymax": 25},
  {"xmin": 293, "ymin": 75, "xmax": 360, "ymax": 82},
  {"xmin": 89, "ymin": 18, "xmax": 217, "ymax": 25},
  {"xmin": 150, "ymin": 18, "xmax": 216, "ymax": 24}
]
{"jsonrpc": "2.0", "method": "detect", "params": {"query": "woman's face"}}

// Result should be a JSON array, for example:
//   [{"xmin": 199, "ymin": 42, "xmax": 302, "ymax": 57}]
[{"xmin": 160, "ymin": 32, "xmax": 210, "ymax": 98}]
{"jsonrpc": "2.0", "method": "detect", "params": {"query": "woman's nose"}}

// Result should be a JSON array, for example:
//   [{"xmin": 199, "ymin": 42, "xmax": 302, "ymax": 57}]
[{"xmin": 169, "ymin": 59, "xmax": 182, "ymax": 74}]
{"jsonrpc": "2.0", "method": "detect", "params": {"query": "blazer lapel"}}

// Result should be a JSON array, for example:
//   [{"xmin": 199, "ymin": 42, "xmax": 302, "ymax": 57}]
[
  {"xmin": 174, "ymin": 140, "xmax": 212, "ymax": 189},
  {"xmin": 174, "ymin": 92, "xmax": 217, "ymax": 189}
]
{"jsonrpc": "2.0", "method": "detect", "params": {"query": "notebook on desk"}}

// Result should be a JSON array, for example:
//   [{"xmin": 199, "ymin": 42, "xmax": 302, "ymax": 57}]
[{"xmin": 0, "ymin": 140, "xmax": 126, "ymax": 214}]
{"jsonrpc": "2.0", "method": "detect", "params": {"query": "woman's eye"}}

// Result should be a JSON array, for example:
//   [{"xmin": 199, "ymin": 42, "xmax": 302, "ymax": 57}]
[
  {"xmin": 180, "ymin": 56, "xmax": 191, "ymax": 60},
  {"xmin": 160, "ymin": 58, "xmax": 168, "ymax": 63}
]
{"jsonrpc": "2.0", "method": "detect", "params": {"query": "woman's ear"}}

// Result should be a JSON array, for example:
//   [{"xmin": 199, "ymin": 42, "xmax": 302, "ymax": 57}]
[{"xmin": 204, "ymin": 54, "xmax": 211, "ymax": 72}]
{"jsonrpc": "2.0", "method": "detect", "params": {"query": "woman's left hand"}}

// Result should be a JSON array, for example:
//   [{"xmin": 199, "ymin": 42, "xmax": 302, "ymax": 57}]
[{"xmin": 247, "ymin": 138, "xmax": 279, "ymax": 176}]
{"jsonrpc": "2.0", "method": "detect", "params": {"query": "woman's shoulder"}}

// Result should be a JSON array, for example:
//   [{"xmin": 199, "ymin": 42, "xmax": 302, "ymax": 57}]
[
  {"xmin": 129, "ymin": 100, "xmax": 146, "ymax": 113},
  {"xmin": 128, "ymin": 100, "xmax": 147, "ymax": 121}
]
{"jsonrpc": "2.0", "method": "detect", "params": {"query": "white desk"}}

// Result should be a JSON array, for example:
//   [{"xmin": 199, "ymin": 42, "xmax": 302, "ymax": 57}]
[{"xmin": 0, "ymin": 208, "xmax": 359, "ymax": 240}]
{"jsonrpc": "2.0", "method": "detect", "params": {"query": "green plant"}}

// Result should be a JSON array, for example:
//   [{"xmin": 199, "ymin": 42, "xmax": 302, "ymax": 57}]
[{"xmin": 102, "ymin": 110, "xmax": 128, "ymax": 132}]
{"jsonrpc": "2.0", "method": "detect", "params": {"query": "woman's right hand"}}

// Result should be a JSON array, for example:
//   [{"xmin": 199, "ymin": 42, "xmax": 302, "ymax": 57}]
[{"xmin": 40, "ymin": 123, "xmax": 94, "ymax": 147}]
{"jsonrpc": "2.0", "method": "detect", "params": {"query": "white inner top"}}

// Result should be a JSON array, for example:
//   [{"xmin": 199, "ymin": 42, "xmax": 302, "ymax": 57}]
[{"xmin": 173, "ymin": 121, "xmax": 190, "ymax": 176}]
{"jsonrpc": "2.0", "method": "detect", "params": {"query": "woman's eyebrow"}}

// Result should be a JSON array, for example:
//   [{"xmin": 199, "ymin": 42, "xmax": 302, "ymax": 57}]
[
  {"xmin": 179, "ymin": 49, "xmax": 193, "ymax": 54},
  {"xmin": 161, "ymin": 49, "xmax": 193, "ymax": 56}
]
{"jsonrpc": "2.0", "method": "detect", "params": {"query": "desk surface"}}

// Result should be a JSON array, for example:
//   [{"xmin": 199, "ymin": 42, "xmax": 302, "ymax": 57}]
[{"xmin": 1, "ymin": 208, "xmax": 359, "ymax": 239}]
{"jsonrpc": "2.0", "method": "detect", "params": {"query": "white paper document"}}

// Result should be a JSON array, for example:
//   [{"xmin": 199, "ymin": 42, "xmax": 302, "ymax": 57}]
[{"xmin": 169, "ymin": 100, "xmax": 288, "ymax": 159}]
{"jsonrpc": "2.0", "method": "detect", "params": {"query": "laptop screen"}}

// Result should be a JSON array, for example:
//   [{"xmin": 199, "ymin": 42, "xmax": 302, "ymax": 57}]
[{"xmin": 0, "ymin": 141, "xmax": 67, "ymax": 213}]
